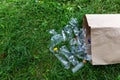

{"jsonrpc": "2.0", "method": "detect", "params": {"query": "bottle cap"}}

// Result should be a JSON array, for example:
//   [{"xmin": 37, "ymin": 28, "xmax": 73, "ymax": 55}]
[{"xmin": 53, "ymin": 48, "xmax": 58, "ymax": 52}]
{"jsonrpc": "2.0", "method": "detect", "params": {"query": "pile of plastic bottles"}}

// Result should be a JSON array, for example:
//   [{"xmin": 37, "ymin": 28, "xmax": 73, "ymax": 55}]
[{"xmin": 49, "ymin": 18, "xmax": 91, "ymax": 73}]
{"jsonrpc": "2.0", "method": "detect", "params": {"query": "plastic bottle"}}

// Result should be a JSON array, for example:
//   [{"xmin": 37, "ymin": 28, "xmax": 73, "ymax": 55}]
[
  {"xmin": 75, "ymin": 45, "xmax": 85, "ymax": 59},
  {"xmin": 49, "ymin": 34, "xmax": 63, "ymax": 53},
  {"xmin": 78, "ymin": 28, "xmax": 86, "ymax": 41},
  {"xmin": 51, "ymin": 34, "xmax": 63, "ymax": 45},
  {"xmin": 63, "ymin": 25, "xmax": 73, "ymax": 39},
  {"xmin": 69, "ymin": 18, "xmax": 78, "ymax": 28},
  {"xmin": 49, "ymin": 29, "xmax": 63, "ymax": 52},
  {"xmin": 69, "ymin": 38, "xmax": 77, "ymax": 55},
  {"xmin": 55, "ymin": 54, "xmax": 70, "ymax": 69},
  {"xmin": 69, "ymin": 18, "xmax": 80, "ymax": 36},
  {"xmin": 60, "ymin": 46, "xmax": 79, "ymax": 66},
  {"xmin": 73, "ymin": 27, "xmax": 79, "ymax": 36},
  {"xmin": 53, "ymin": 48, "xmax": 70, "ymax": 69},
  {"xmin": 69, "ymin": 38, "xmax": 84, "ymax": 59},
  {"xmin": 84, "ymin": 43, "xmax": 91, "ymax": 61}
]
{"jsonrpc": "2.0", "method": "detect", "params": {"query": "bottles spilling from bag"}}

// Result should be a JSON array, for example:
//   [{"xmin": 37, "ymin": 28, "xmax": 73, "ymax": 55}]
[{"xmin": 49, "ymin": 18, "xmax": 91, "ymax": 73}]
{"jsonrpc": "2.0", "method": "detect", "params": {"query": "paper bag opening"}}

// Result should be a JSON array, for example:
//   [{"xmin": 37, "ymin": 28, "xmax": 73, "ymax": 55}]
[{"xmin": 83, "ymin": 14, "xmax": 120, "ymax": 65}]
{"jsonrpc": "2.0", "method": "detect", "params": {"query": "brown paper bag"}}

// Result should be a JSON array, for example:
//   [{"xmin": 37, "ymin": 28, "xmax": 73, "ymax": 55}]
[{"xmin": 83, "ymin": 14, "xmax": 120, "ymax": 65}]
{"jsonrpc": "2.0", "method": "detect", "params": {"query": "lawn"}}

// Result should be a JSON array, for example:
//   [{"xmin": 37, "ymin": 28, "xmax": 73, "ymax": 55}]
[{"xmin": 0, "ymin": 0, "xmax": 120, "ymax": 80}]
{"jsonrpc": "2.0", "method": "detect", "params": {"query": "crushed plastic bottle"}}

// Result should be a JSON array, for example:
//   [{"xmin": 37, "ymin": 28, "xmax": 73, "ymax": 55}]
[
  {"xmin": 49, "ymin": 33, "xmax": 63, "ymax": 53},
  {"xmin": 69, "ymin": 37, "xmax": 84, "ymax": 59},
  {"xmin": 55, "ymin": 54, "xmax": 70, "ymax": 69},
  {"xmin": 75, "ymin": 46, "xmax": 85, "ymax": 59},
  {"xmin": 51, "ymin": 34, "xmax": 63, "ymax": 45},
  {"xmin": 63, "ymin": 25, "xmax": 73, "ymax": 39},
  {"xmin": 69, "ymin": 18, "xmax": 79, "ymax": 36},
  {"xmin": 60, "ymin": 46, "xmax": 79, "ymax": 66},
  {"xmin": 84, "ymin": 43, "xmax": 91, "ymax": 61},
  {"xmin": 78, "ymin": 28, "xmax": 86, "ymax": 42},
  {"xmin": 52, "ymin": 47, "xmax": 70, "ymax": 69},
  {"xmin": 73, "ymin": 27, "xmax": 79, "ymax": 36},
  {"xmin": 69, "ymin": 18, "xmax": 78, "ymax": 28}
]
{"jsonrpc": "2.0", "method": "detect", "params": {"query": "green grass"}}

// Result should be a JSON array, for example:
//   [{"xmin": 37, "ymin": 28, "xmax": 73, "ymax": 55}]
[{"xmin": 0, "ymin": 0, "xmax": 120, "ymax": 80}]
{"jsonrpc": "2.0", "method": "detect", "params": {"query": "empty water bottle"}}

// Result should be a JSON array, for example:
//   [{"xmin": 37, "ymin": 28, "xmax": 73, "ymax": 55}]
[
  {"xmin": 52, "ymin": 48, "xmax": 70, "ymax": 69},
  {"xmin": 73, "ymin": 28, "xmax": 80, "ymax": 36},
  {"xmin": 69, "ymin": 38, "xmax": 84, "ymax": 59},
  {"xmin": 69, "ymin": 18, "xmax": 79, "ymax": 36},
  {"xmin": 69, "ymin": 18, "xmax": 78, "ymax": 28},
  {"xmin": 55, "ymin": 54, "xmax": 70, "ymax": 69},
  {"xmin": 74, "ymin": 45, "xmax": 84, "ymax": 59},
  {"xmin": 64, "ymin": 25, "xmax": 73, "ymax": 39},
  {"xmin": 60, "ymin": 46, "xmax": 79, "ymax": 66},
  {"xmin": 51, "ymin": 34, "xmax": 63, "ymax": 46},
  {"xmin": 49, "ymin": 31, "xmax": 64, "ymax": 53},
  {"xmin": 84, "ymin": 43, "xmax": 91, "ymax": 61},
  {"xmin": 60, "ymin": 46, "xmax": 72, "ymax": 59},
  {"xmin": 78, "ymin": 28, "xmax": 86, "ymax": 41}
]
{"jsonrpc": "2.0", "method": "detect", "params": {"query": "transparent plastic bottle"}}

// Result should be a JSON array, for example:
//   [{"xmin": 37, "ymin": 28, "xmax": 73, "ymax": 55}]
[
  {"xmin": 55, "ymin": 54, "xmax": 70, "ymax": 69},
  {"xmin": 53, "ymin": 48, "xmax": 70, "ymax": 69},
  {"xmin": 78, "ymin": 28, "xmax": 86, "ymax": 41},
  {"xmin": 49, "ymin": 30, "xmax": 64, "ymax": 52},
  {"xmin": 49, "ymin": 29, "xmax": 63, "ymax": 48},
  {"xmin": 49, "ymin": 34, "xmax": 63, "ymax": 53},
  {"xmin": 63, "ymin": 25, "xmax": 73, "ymax": 39},
  {"xmin": 69, "ymin": 18, "xmax": 79, "ymax": 36},
  {"xmin": 51, "ymin": 34, "xmax": 63, "ymax": 45},
  {"xmin": 69, "ymin": 38, "xmax": 84, "ymax": 59},
  {"xmin": 69, "ymin": 40, "xmax": 75, "ymax": 54},
  {"xmin": 84, "ymin": 43, "xmax": 91, "ymax": 61},
  {"xmin": 60, "ymin": 46, "xmax": 79, "ymax": 66},
  {"xmin": 73, "ymin": 27, "xmax": 79, "ymax": 36},
  {"xmin": 69, "ymin": 18, "xmax": 78, "ymax": 28},
  {"xmin": 75, "ymin": 45, "xmax": 85, "ymax": 59}
]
